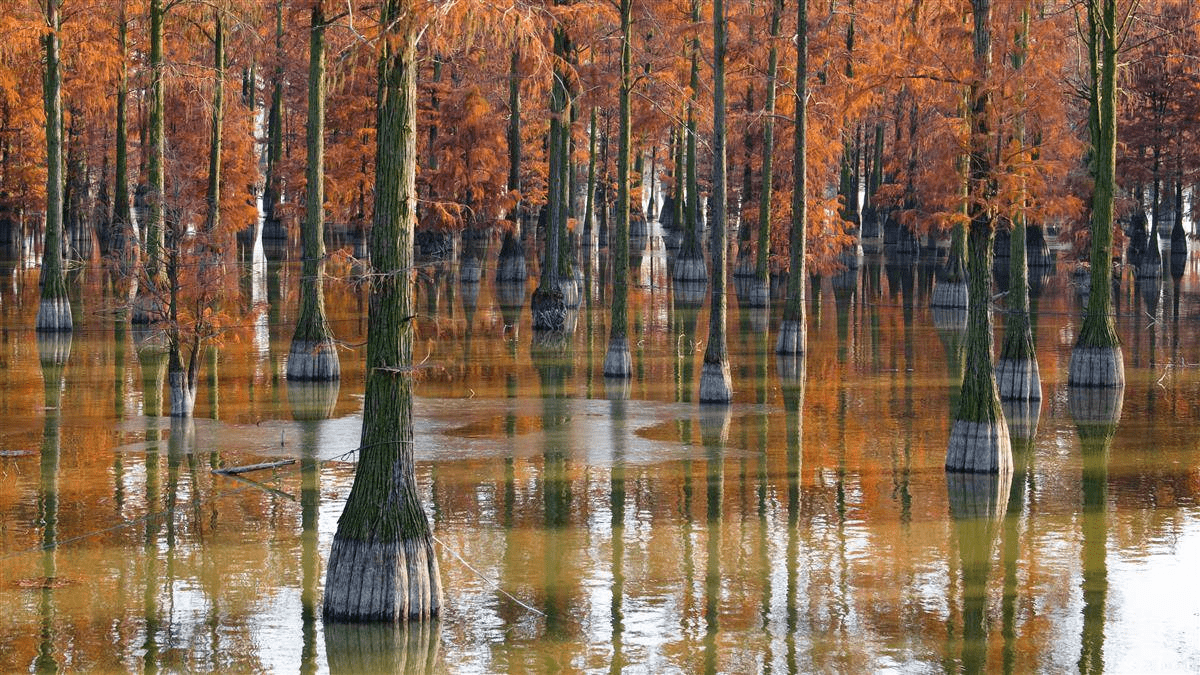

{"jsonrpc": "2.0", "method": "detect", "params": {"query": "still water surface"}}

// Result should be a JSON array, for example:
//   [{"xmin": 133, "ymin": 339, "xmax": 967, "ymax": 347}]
[{"xmin": 1, "ymin": 240, "xmax": 1199, "ymax": 673}]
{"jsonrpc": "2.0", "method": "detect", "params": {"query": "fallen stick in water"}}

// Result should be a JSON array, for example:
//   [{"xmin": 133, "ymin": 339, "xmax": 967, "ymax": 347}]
[{"xmin": 213, "ymin": 459, "xmax": 296, "ymax": 475}]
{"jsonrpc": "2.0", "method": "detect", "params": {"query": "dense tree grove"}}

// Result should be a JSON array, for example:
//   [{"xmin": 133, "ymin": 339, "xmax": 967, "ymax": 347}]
[{"xmin": 1, "ymin": 0, "xmax": 1198, "ymax": 621}]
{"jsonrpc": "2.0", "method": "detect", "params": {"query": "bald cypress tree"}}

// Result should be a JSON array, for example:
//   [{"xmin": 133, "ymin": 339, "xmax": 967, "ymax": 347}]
[
  {"xmin": 603, "ymin": 0, "xmax": 633, "ymax": 379},
  {"xmin": 323, "ymin": 0, "xmax": 441, "ymax": 622},
  {"xmin": 287, "ymin": 4, "xmax": 341, "ymax": 382},
  {"xmin": 698, "ymin": 0, "xmax": 732, "ymax": 403},
  {"xmin": 1068, "ymin": 0, "xmax": 1124, "ymax": 389},
  {"xmin": 945, "ymin": 0, "xmax": 1010, "ymax": 474},
  {"xmin": 36, "ymin": 0, "xmax": 71, "ymax": 333},
  {"xmin": 776, "ymin": 0, "xmax": 807, "ymax": 356}
]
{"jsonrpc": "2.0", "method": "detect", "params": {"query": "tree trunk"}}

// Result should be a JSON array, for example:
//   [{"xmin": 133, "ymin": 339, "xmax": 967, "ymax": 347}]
[
  {"xmin": 133, "ymin": 0, "xmax": 167, "ymax": 324},
  {"xmin": 1069, "ymin": 0, "xmax": 1124, "ymax": 388},
  {"xmin": 37, "ymin": 0, "xmax": 71, "ymax": 333},
  {"xmin": 111, "ymin": 0, "xmax": 138, "ymax": 291},
  {"xmin": 604, "ymin": 0, "xmax": 633, "ymax": 379},
  {"xmin": 699, "ymin": 0, "xmax": 732, "ymax": 404},
  {"xmin": 776, "ymin": 0, "xmax": 807, "ymax": 356},
  {"xmin": 532, "ymin": 25, "xmax": 573, "ymax": 331},
  {"xmin": 205, "ymin": 9, "xmax": 225, "ymax": 238},
  {"xmin": 674, "ymin": 0, "xmax": 707, "ymax": 284},
  {"xmin": 946, "ymin": 0, "xmax": 1011, "ymax": 475},
  {"xmin": 996, "ymin": 10, "xmax": 1040, "ymax": 404},
  {"xmin": 288, "ymin": 6, "xmax": 340, "ymax": 382},
  {"xmin": 324, "ymin": 0, "xmax": 441, "ymax": 623},
  {"xmin": 750, "ymin": 0, "xmax": 782, "ymax": 308},
  {"xmin": 262, "ymin": 0, "xmax": 287, "ymax": 252}
]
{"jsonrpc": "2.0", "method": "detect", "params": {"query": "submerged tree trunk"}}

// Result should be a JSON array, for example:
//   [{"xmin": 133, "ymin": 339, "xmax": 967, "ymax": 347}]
[
  {"xmin": 996, "ymin": 10, "xmax": 1040, "ymax": 404},
  {"xmin": 323, "ymin": 0, "xmax": 441, "ymax": 622},
  {"xmin": 1069, "ymin": 0, "xmax": 1124, "ymax": 388},
  {"xmin": 288, "ymin": 6, "xmax": 340, "ymax": 382},
  {"xmin": 133, "ymin": 0, "xmax": 167, "ymax": 324},
  {"xmin": 747, "ymin": 0, "xmax": 782, "ymax": 310},
  {"xmin": 37, "ymin": 0, "xmax": 71, "ymax": 333},
  {"xmin": 111, "ymin": 0, "xmax": 138, "ymax": 291},
  {"xmin": 946, "ymin": 0, "xmax": 1010, "ymax": 475},
  {"xmin": 699, "ymin": 0, "xmax": 732, "ymax": 404},
  {"xmin": 674, "ymin": 0, "xmax": 707, "ymax": 284},
  {"xmin": 776, "ymin": 0, "xmax": 807, "ymax": 356},
  {"xmin": 496, "ymin": 48, "xmax": 527, "ymax": 284},
  {"xmin": 532, "ymin": 24, "xmax": 573, "ymax": 330},
  {"xmin": 262, "ymin": 0, "xmax": 287, "ymax": 251},
  {"xmin": 604, "ymin": 0, "xmax": 633, "ymax": 379}
]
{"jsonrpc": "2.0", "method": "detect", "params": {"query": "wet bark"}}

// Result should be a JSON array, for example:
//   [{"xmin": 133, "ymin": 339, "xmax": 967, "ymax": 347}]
[
  {"xmin": 37, "ymin": 0, "xmax": 71, "ymax": 333},
  {"xmin": 288, "ymin": 6, "xmax": 340, "ymax": 382},
  {"xmin": 1070, "ymin": 0, "xmax": 1124, "ymax": 388},
  {"xmin": 946, "ymin": 0, "xmax": 1010, "ymax": 475},
  {"xmin": 604, "ymin": 0, "xmax": 633, "ymax": 380},
  {"xmin": 699, "ymin": 0, "xmax": 732, "ymax": 403},
  {"xmin": 776, "ymin": 0, "xmax": 807, "ymax": 356},
  {"xmin": 324, "ymin": 1, "xmax": 441, "ymax": 622}
]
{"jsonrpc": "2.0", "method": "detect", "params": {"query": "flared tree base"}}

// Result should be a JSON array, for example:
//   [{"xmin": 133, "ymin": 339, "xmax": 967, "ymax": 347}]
[
  {"xmin": 932, "ymin": 306, "xmax": 968, "ymax": 333},
  {"xmin": 35, "ymin": 297, "xmax": 72, "ymax": 332},
  {"xmin": 775, "ymin": 319, "xmax": 806, "ymax": 355},
  {"xmin": 323, "ymin": 534, "xmax": 442, "ymax": 623},
  {"xmin": 531, "ymin": 286, "xmax": 567, "ymax": 332},
  {"xmin": 495, "ymin": 247, "xmax": 527, "ymax": 284},
  {"xmin": 945, "ymin": 419, "xmax": 1012, "ymax": 474},
  {"xmin": 698, "ymin": 359, "xmax": 732, "ymax": 404},
  {"xmin": 996, "ymin": 357, "xmax": 1042, "ymax": 402},
  {"xmin": 673, "ymin": 255, "xmax": 708, "ymax": 283},
  {"xmin": 1067, "ymin": 345, "xmax": 1125, "ymax": 388},
  {"xmin": 169, "ymin": 369, "xmax": 197, "ymax": 418},
  {"xmin": 930, "ymin": 280, "xmax": 968, "ymax": 310},
  {"xmin": 603, "ymin": 337, "xmax": 632, "ymax": 379},
  {"xmin": 738, "ymin": 279, "xmax": 769, "ymax": 309},
  {"xmin": 287, "ymin": 337, "xmax": 342, "ymax": 381}
]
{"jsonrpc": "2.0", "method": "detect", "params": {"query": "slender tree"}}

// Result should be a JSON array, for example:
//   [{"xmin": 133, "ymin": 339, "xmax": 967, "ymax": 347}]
[
  {"xmin": 673, "ymin": 0, "xmax": 707, "ymax": 284},
  {"xmin": 287, "ymin": 1, "xmax": 341, "ymax": 382},
  {"xmin": 748, "ymin": 0, "xmax": 782, "ymax": 310},
  {"xmin": 603, "ymin": 0, "xmax": 633, "ymax": 379},
  {"xmin": 323, "ymin": 0, "xmax": 441, "ymax": 622},
  {"xmin": 36, "ymin": 0, "xmax": 71, "ymax": 333},
  {"xmin": 1069, "ymin": 0, "xmax": 1124, "ymax": 389},
  {"xmin": 945, "ymin": 0, "xmax": 1010, "ymax": 474},
  {"xmin": 698, "ymin": 0, "xmax": 732, "ymax": 403},
  {"xmin": 996, "ymin": 7, "xmax": 1040, "ymax": 404},
  {"xmin": 776, "ymin": 0, "xmax": 807, "ymax": 356}
]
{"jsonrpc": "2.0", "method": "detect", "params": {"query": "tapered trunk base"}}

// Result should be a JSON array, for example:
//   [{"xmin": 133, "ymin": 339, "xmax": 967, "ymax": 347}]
[
  {"xmin": 496, "ymin": 247, "xmax": 527, "ymax": 283},
  {"xmin": 603, "ymin": 337, "xmax": 632, "ymax": 379},
  {"xmin": 673, "ymin": 254, "xmax": 708, "ymax": 283},
  {"xmin": 945, "ymin": 419, "xmax": 1012, "ymax": 474},
  {"xmin": 130, "ymin": 290, "xmax": 162, "ymax": 325},
  {"xmin": 745, "ymin": 306, "xmax": 770, "ymax": 334},
  {"xmin": 1067, "ymin": 346, "xmax": 1124, "ymax": 388},
  {"xmin": 35, "ymin": 297, "xmax": 72, "ymax": 332},
  {"xmin": 287, "ymin": 337, "xmax": 342, "ymax": 381},
  {"xmin": 169, "ymin": 369, "xmax": 197, "ymax": 418},
  {"xmin": 698, "ymin": 359, "xmax": 732, "ymax": 404},
  {"xmin": 775, "ymin": 319, "xmax": 806, "ymax": 355},
  {"xmin": 323, "ymin": 535, "xmax": 442, "ymax": 623},
  {"xmin": 996, "ymin": 357, "xmax": 1041, "ymax": 402},
  {"xmin": 930, "ymin": 279, "xmax": 968, "ymax": 310},
  {"xmin": 738, "ymin": 278, "xmax": 769, "ymax": 308},
  {"xmin": 531, "ymin": 286, "xmax": 567, "ymax": 332}
]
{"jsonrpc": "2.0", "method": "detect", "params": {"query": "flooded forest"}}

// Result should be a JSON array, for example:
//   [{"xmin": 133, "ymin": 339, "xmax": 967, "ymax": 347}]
[{"xmin": 1, "ymin": 0, "xmax": 1199, "ymax": 671}]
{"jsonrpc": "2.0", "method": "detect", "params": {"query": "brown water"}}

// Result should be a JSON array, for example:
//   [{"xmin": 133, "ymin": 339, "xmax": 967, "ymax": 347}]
[{"xmin": 1, "ymin": 241, "xmax": 1199, "ymax": 673}]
